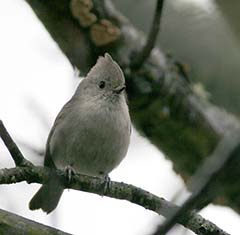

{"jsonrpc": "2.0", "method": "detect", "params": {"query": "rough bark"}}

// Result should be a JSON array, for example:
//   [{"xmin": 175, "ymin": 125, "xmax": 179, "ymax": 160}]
[{"xmin": 23, "ymin": 0, "xmax": 240, "ymax": 212}]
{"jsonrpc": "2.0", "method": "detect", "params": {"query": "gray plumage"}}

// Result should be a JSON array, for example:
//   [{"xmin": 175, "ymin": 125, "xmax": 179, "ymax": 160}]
[{"xmin": 29, "ymin": 53, "xmax": 131, "ymax": 213}]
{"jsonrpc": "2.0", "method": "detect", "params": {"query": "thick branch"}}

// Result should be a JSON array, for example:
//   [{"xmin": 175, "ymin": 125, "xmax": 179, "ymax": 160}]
[
  {"xmin": 0, "ymin": 208, "xmax": 72, "ymax": 235},
  {"xmin": 0, "ymin": 166, "xmax": 229, "ymax": 235}
]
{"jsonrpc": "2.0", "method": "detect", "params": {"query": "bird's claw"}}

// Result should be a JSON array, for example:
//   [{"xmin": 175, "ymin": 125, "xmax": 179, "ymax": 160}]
[
  {"xmin": 65, "ymin": 165, "xmax": 75, "ymax": 186},
  {"xmin": 101, "ymin": 175, "xmax": 111, "ymax": 195}
]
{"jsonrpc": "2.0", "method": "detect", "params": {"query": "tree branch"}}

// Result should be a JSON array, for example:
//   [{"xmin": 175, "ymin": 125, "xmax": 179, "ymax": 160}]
[
  {"xmin": 131, "ymin": 0, "xmax": 165, "ymax": 69},
  {"xmin": 152, "ymin": 130, "xmax": 240, "ymax": 234},
  {"xmin": 0, "ymin": 208, "xmax": 72, "ymax": 235},
  {"xmin": 0, "ymin": 120, "xmax": 33, "ymax": 167},
  {"xmin": 0, "ymin": 166, "xmax": 230, "ymax": 235}
]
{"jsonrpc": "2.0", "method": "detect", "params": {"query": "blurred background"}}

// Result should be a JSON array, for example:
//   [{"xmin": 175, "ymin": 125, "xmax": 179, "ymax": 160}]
[{"xmin": 0, "ymin": 0, "xmax": 240, "ymax": 234}]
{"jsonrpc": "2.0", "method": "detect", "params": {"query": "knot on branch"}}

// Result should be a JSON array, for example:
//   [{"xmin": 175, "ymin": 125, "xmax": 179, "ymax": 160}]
[
  {"xmin": 70, "ymin": 0, "xmax": 97, "ymax": 27},
  {"xmin": 90, "ymin": 19, "xmax": 121, "ymax": 46},
  {"xmin": 70, "ymin": 0, "xmax": 121, "ymax": 46}
]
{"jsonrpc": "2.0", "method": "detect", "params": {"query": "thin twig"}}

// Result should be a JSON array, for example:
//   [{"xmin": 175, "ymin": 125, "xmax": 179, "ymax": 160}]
[
  {"xmin": 152, "ymin": 130, "xmax": 240, "ymax": 235},
  {"xmin": 131, "ymin": 0, "xmax": 165, "ymax": 69},
  {"xmin": 0, "ymin": 120, "xmax": 33, "ymax": 167},
  {"xmin": 0, "ymin": 166, "xmax": 230, "ymax": 235}
]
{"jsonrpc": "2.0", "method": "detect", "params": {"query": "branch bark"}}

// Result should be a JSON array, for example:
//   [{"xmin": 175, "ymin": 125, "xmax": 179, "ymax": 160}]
[{"xmin": 0, "ymin": 166, "xmax": 230, "ymax": 235}]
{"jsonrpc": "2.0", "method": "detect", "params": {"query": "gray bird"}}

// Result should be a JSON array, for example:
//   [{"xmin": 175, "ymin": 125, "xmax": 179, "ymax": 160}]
[{"xmin": 29, "ymin": 53, "xmax": 131, "ymax": 213}]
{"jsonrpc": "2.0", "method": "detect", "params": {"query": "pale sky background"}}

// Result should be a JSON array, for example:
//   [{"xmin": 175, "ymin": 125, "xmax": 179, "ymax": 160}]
[{"xmin": 0, "ymin": 0, "xmax": 239, "ymax": 235}]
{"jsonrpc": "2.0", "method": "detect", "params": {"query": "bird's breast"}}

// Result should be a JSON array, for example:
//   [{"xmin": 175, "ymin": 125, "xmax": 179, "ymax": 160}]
[{"xmin": 50, "ymin": 100, "xmax": 131, "ymax": 177}]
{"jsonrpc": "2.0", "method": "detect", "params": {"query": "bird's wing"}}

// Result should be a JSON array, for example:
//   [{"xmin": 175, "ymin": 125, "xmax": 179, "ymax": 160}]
[{"xmin": 44, "ymin": 98, "xmax": 74, "ymax": 168}]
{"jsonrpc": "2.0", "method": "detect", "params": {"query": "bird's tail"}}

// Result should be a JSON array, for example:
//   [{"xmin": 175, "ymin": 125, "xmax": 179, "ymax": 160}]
[{"xmin": 29, "ymin": 177, "xmax": 64, "ymax": 214}]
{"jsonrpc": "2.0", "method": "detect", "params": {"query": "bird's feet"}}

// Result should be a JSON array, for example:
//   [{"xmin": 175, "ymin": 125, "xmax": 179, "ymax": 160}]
[
  {"xmin": 101, "ymin": 175, "xmax": 111, "ymax": 195},
  {"xmin": 64, "ymin": 165, "xmax": 75, "ymax": 186}
]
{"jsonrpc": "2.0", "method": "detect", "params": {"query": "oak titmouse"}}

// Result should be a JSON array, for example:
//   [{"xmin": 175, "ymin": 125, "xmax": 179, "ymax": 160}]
[{"xmin": 29, "ymin": 53, "xmax": 131, "ymax": 213}]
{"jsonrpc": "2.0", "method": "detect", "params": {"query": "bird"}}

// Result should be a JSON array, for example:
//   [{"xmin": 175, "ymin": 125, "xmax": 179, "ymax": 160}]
[{"xmin": 29, "ymin": 53, "xmax": 131, "ymax": 213}]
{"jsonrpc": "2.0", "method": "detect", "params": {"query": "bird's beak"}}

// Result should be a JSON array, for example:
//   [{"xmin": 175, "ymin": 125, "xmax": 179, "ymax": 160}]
[{"xmin": 114, "ymin": 85, "xmax": 126, "ymax": 94}]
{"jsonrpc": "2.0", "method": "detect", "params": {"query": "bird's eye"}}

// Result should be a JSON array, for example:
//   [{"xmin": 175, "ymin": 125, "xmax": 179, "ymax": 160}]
[{"xmin": 99, "ymin": 81, "xmax": 106, "ymax": 89}]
